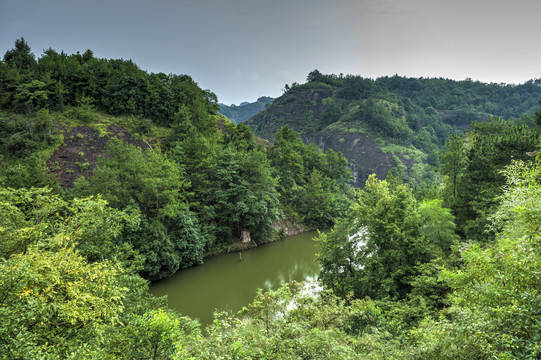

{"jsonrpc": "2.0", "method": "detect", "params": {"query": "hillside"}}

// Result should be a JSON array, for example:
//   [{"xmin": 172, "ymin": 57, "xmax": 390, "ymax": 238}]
[
  {"xmin": 246, "ymin": 70, "xmax": 541, "ymax": 186},
  {"xmin": 218, "ymin": 96, "xmax": 273, "ymax": 123},
  {"xmin": 0, "ymin": 39, "xmax": 355, "ymax": 280},
  {"xmin": 3, "ymin": 40, "xmax": 541, "ymax": 359}
]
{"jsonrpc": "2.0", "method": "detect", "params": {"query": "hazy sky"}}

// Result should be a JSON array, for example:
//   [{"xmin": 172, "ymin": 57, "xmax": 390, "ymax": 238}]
[{"xmin": 1, "ymin": 0, "xmax": 540, "ymax": 105}]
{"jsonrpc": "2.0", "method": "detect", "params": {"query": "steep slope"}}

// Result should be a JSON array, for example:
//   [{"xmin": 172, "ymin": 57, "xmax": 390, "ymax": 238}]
[
  {"xmin": 246, "ymin": 83, "xmax": 427, "ymax": 187},
  {"xmin": 47, "ymin": 124, "xmax": 150, "ymax": 188}
]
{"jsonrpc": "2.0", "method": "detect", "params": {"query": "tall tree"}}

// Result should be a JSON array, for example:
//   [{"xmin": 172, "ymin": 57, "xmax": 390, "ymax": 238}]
[
  {"xmin": 317, "ymin": 175, "xmax": 432, "ymax": 300},
  {"xmin": 443, "ymin": 118, "xmax": 541, "ymax": 240},
  {"xmin": 418, "ymin": 199, "xmax": 459, "ymax": 257},
  {"xmin": 209, "ymin": 147, "xmax": 279, "ymax": 246},
  {"xmin": 439, "ymin": 132, "xmax": 466, "ymax": 200},
  {"xmin": 416, "ymin": 159, "xmax": 541, "ymax": 359},
  {"xmin": 3, "ymin": 38, "xmax": 36, "ymax": 71},
  {"xmin": 73, "ymin": 139, "xmax": 204, "ymax": 279}
]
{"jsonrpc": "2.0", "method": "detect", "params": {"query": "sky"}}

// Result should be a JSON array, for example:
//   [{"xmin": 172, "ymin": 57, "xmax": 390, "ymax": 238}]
[{"xmin": 1, "ymin": 0, "xmax": 540, "ymax": 105}]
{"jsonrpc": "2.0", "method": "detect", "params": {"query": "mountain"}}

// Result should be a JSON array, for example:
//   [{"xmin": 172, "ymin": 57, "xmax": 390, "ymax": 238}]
[
  {"xmin": 246, "ymin": 70, "xmax": 541, "ymax": 187},
  {"xmin": 218, "ymin": 96, "xmax": 273, "ymax": 123},
  {"xmin": 0, "ymin": 40, "xmax": 358, "ymax": 283}
]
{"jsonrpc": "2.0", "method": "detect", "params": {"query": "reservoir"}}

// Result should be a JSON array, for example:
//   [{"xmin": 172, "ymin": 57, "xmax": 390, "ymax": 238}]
[{"xmin": 150, "ymin": 231, "xmax": 320, "ymax": 325}]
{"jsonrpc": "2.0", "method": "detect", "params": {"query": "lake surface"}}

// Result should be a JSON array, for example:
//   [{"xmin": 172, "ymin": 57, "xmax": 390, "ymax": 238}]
[{"xmin": 150, "ymin": 231, "xmax": 320, "ymax": 325}]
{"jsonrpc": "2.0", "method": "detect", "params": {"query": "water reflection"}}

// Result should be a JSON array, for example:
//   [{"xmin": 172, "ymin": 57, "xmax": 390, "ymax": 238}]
[{"xmin": 150, "ymin": 231, "xmax": 320, "ymax": 325}]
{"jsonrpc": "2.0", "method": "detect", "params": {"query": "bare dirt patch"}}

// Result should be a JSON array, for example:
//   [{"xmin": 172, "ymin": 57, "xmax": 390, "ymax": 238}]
[{"xmin": 47, "ymin": 125, "xmax": 150, "ymax": 188}]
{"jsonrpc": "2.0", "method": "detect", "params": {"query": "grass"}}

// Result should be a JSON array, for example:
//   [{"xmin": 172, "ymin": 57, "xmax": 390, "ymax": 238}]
[{"xmin": 54, "ymin": 107, "xmax": 169, "ymax": 142}]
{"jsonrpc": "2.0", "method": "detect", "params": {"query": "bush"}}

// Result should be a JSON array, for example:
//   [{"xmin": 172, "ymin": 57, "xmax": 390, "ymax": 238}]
[{"xmin": 0, "ymin": 111, "xmax": 58, "ymax": 158}]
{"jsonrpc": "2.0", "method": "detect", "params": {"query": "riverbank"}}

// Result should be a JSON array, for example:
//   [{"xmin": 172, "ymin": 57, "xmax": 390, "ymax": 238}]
[
  {"xmin": 203, "ymin": 220, "xmax": 309, "ymax": 259},
  {"xmin": 271, "ymin": 220, "xmax": 308, "ymax": 238}
]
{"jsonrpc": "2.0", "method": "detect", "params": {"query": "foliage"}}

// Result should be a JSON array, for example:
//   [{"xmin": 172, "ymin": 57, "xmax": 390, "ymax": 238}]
[
  {"xmin": 210, "ymin": 146, "xmax": 281, "ymax": 245},
  {"xmin": 111, "ymin": 309, "xmax": 185, "ymax": 360},
  {"xmin": 0, "ymin": 187, "xmax": 134, "ymax": 259},
  {"xmin": 410, "ymin": 159, "xmax": 541, "ymax": 359},
  {"xmin": 440, "ymin": 118, "xmax": 541, "ymax": 240},
  {"xmin": 72, "ymin": 138, "xmax": 204, "ymax": 280},
  {"xmin": 3, "ymin": 38, "xmax": 36, "ymax": 71},
  {"xmin": 0, "ymin": 109, "xmax": 59, "ymax": 158},
  {"xmin": 0, "ymin": 187, "xmax": 163, "ymax": 359},
  {"xmin": 0, "ymin": 246, "xmax": 127, "ymax": 358},
  {"xmin": 267, "ymin": 125, "xmax": 354, "ymax": 227},
  {"xmin": 439, "ymin": 132, "xmax": 465, "ymax": 199},
  {"xmin": 1, "ymin": 38, "xmax": 218, "ymax": 126},
  {"xmin": 248, "ymin": 69, "xmax": 541, "ymax": 189},
  {"xmin": 418, "ymin": 199, "xmax": 460, "ymax": 256},
  {"xmin": 0, "ymin": 153, "xmax": 59, "ymax": 189},
  {"xmin": 3, "ymin": 38, "xmax": 541, "ymax": 359},
  {"xmin": 353, "ymin": 98, "xmax": 413, "ymax": 141},
  {"xmin": 317, "ymin": 175, "xmax": 433, "ymax": 300},
  {"xmin": 182, "ymin": 282, "xmax": 391, "ymax": 359}
]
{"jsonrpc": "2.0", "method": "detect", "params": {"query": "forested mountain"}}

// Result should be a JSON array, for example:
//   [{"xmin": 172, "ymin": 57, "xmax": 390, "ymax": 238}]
[
  {"xmin": 246, "ymin": 69, "xmax": 541, "ymax": 186},
  {"xmin": 0, "ymin": 38, "xmax": 354, "ymax": 281},
  {"xmin": 218, "ymin": 96, "xmax": 273, "ymax": 123},
  {"xmin": 2, "ymin": 38, "xmax": 541, "ymax": 359}
]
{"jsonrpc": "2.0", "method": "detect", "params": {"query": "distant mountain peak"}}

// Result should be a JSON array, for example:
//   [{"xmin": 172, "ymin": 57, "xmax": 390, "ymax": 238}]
[{"xmin": 218, "ymin": 96, "xmax": 274, "ymax": 124}]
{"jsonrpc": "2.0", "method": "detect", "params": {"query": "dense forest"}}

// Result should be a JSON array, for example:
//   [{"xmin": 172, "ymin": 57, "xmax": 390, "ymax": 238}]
[
  {"xmin": 0, "ymin": 38, "xmax": 354, "ymax": 275},
  {"xmin": 1, "ymin": 38, "xmax": 541, "ymax": 359}
]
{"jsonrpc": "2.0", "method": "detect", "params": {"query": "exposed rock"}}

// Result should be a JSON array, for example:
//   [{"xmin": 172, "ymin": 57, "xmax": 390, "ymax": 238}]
[
  {"xmin": 271, "ymin": 220, "xmax": 308, "ymax": 238},
  {"xmin": 245, "ymin": 86, "xmax": 413, "ymax": 187}
]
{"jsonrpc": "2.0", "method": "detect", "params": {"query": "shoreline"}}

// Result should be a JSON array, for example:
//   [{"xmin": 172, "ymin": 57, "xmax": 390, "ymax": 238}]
[{"xmin": 203, "ymin": 220, "xmax": 309, "ymax": 259}]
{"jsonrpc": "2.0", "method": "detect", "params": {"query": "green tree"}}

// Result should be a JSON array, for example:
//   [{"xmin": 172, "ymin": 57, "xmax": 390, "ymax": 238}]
[
  {"xmin": 13, "ymin": 79, "xmax": 50, "ymax": 113},
  {"xmin": 112, "ymin": 309, "xmax": 184, "ymax": 360},
  {"xmin": 418, "ymin": 199, "xmax": 459, "ymax": 256},
  {"xmin": 237, "ymin": 148, "xmax": 280, "ymax": 242},
  {"xmin": 210, "ymin": 147, "xmax": 279, "ymax": 246},
  {"xmin": 267, "ymin": 125, "xmax": 353, "ymax": 227},
  {"xmin": 306, "ymin": 69, "xmax": 324, "ymax": 83},
  {"xmin": 301, "ymin": 168, "xmax": 335, "ymax": 229},
  {"xmin": 185, "ymin": 282, "xmax": 379, "ymax": 359},
  {"xmin": 0, "ymin": 247, "xmax": 128, "ymax": 359},
  {"xmin": 337, "ymin": 75, "xmax": 382, "ymax": 100},
  {"xmin": 167, "ymin": 121, "xmax": 221, "ymax": 247},
  {"xmin": 0, "ymin": 187, "xmax": 146, "ymax": 359},
  {"xmin": 267, "ymin": 126, "xmax": 307, "ymax": 220},
  {"xmin": 73, "ymin": 138, "xmax": 204, "ymax": 279},
  {"xmin": 439, "ymin": 132, "xmax": 465, "ymax": 200},
  {"xmin": 3, "ymin": 37, "xmax": 36, "ymax": 71},
  {"xmin": 445, "ymin": 119, "xmax": 540, "ymax": 240},
  {"xmin": 318, "ymin": 175, "xmax": 432, "ymax": 300},
  {"xmin": 0, "ymin": 61, "xmax": 21, "ymax": 109},
  {"xmin": 413, "ymin": 159, "xmax": 541, "ymax": 359}
]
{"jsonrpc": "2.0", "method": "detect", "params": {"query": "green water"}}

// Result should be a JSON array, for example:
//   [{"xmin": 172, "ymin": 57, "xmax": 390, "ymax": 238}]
[{"xmin": 150, "ymin": 231, "xmax": 320, "ymax": 325}]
